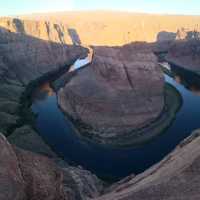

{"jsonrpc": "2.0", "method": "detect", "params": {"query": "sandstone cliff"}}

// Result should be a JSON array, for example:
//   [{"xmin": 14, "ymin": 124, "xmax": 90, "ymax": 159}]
[
  {"xmin": 0, "ymin": 133, "xmax": 103, "ymax": 200},
  {"xmin": 58, "ymin": 43, "xmax": 165, "ymax": 145},
  {"xmin": 166, "ymin": 39, "xmax": 200, "ymax": 73},
  {"xmin": 0, "ymin": 17, "xmax": 87, "ymax": 135},
  {"xmin": 2, "ymin": 127, "xmax": 200, "ymax": 200},
  {"xmin": 95, "ymin": 129, "xmax": 200, "ymax": 200},
  {"xmin": 21, "ymin": 11, "xmax": 200, "ymax": 45},
  {"xmin": 0, "ymin": 15, "xmax": 200, "ymax": 200}
]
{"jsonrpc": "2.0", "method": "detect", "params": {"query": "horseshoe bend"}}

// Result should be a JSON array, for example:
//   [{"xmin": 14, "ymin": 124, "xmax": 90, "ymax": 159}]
[{"xmin": 0, "ymin": 10, "xmax": 200, "ymax": 200}]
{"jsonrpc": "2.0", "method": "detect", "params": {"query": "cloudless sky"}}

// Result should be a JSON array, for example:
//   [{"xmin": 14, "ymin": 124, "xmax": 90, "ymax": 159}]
[{"xmin": 0, "ymin": 0, "xmax": 200, "ymax": 16}]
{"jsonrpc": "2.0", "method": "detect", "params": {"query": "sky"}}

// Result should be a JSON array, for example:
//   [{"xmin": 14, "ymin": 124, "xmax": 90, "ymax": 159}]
[{"xmin": 0, "ymin": 0, "xmax": 200, "ymax": 16}]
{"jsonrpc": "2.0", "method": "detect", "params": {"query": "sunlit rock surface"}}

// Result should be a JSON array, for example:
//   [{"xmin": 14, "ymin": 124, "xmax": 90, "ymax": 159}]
[
  {"xmin": 58, "ymin": 43, "xmax": 165, "ymax": 145},
  {"xmin": 0, "ymin": 133, "xmax": 26, "ymax": 200},
  {"xmin": 0, "ymin": 17, "xmax": 87, "ymax": 135},
  {"xmin": 21, "ymin": 11, "xmax": 200, "ymax": 45}
]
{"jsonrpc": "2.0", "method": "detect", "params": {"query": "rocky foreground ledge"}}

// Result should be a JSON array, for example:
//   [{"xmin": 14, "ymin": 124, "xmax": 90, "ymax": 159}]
[
  {"xmin": 95, "ymin": 129, "xmax": 200, "ymax": 200},
  {"xmin": 0, "ymin": 17, "xmax": 200, "ymax": 200},
  {"xmin": 0, "ymin": 133, "xmax": 104, "ymax": 200},
  {"xmin": 1, "ymin": 129, "xmax": 200, "ymax": 200}
]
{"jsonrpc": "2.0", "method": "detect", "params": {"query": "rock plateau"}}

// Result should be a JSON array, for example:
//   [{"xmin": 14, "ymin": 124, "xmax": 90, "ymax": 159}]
[{"xmin": 58, "ymin": 43, "xmax": 165, "ymax": 145}]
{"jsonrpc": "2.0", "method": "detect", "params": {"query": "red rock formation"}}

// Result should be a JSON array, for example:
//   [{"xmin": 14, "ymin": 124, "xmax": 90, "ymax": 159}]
[
  {"xmin": 58, "ymin": 43, "xmax": 164, "ymax": 144},
  {"xmin": 0, "ymin": 134, "xmax": 26, "ymax": 200},
  {"xmin": 94, "ymin": 129, "xmax": 200, "ymax": 200},
  {"xmin": 166, "ymin": 39, "xmax": 200, "ymax": 73},
  {"xmin": 0, "ymin": 133, "xmax": 103, "ymax": 200}
]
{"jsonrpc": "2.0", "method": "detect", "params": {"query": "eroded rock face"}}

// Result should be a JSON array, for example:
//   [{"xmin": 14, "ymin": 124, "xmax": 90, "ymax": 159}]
[
  {"xmin": 14, "ymin": 147, "xmax": 67, "ymax": 200},
  {"xmin": 0, "ymin": 133, "xmax": 103, "ymax": 200},
  {"xmin": 62, "ymin": 166, "xmax": 104, "ymax": 200},
  {"xmin": 58, "ymin": 43, "xmax": 165, "ymax": 144},
  {"xmin": 0, "ymin": 20, "xmax": 87, "ymax": 85},
  {"xmin": 0, "ymin": 134, "xmax": 26, "ymax": 200},
  {"xmin": 8, "ymin": 125, "xmax": 57, "ymax": 158},
  {"xmin": 21, "ymin": 12, "xmax": 200, "ymax": 46},
  {"xmin": 95, "ymin": 129, "xmax": 200, "ymax": 200},
  {"xmin": 0, "ymin": 132, "xmax": 66, "ymax": 200},
  {"xmin": 166, "ymin": 39, "xmax": 200, "ymax": 73},
  {"xmin": 0, "ymin": 17, "xmax": 88, "ymax": 135}
]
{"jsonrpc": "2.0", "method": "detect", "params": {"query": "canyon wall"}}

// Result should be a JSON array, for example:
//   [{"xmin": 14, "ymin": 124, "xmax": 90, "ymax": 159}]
[
  {"xmin": 2, "ymin": 126, "xmax": 200, "ymax": 200},
  {"xmin": 0, "ymin": 14, "xmax": 200, "ymax": 200},
  {"xmin": 166, "ymin": 39, "xmax": 200, "ymax": 73},
  {"xmin": 21, "ymin": 11, "xmax": 200, "ymax": 45},
  {"xmin": 58, "ymin": 43, "xmax": 166, "ymax": 146},
  {"xmin": 0, "ymin": 17, "xmax": 102, "ymax": 200},
  {"xmin": 95, "ymin": 129, "xmax": 200, "ymax": 200},
  {"xmin": 0, "ymin": 17, "xmax": 87, "ymax": 135}
]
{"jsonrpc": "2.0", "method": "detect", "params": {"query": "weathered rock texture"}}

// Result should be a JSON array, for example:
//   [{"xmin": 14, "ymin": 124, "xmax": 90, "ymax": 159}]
[
  {"xmin": 2, "ymin": 127, "xmax": 200, "ymax": 200},
  {"xmin": 0, "ymin": 18, "xmax": 87, "ymax": 85},
  {"xmin": 166, "ymin": 39, "xmax": 200, "ymax": 73},
  {"xmin": 0, "ymin": 17, "xmax": 87, "ymax": 135},
  {"xmin": 0, "ymin": 133, "xmax": 103, "ymax": 200},
  {"xmin": 21, "ymin": 11, "xmax": 200, "ymax": 45},
  {"xmin": 0, "ymin": 133, "xmax": 26, "ymax": 200},
  {"xmin": 0, "ymin": 18, "xmax": 103, "ymax": 200},
  {"xmin": 8, "ymin": 125, "xmax": 57, "ymax": 158},
  {"xmin": 95, "ymin": 129, "xmax": 200, "ymax": 200},
  {"xmin": 58, "ymin": 43, "xmax": 165, "ymax": 144}
]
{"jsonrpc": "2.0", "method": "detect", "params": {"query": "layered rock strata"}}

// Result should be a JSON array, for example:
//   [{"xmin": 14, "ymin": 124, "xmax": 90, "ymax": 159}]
[
  {"xmin": 166, "ymin": 39, "xmax": 200, "ymax": 73},
  {"xmin": 0, "ymin": 133, "xmax": 103, "ymax": 200},
  {"xmin": 58, "ymin": 43, "xmax": 166, "ymax": 145},
  {"xmin": 95, "ymin": 129, "xmax": 200, "ymax": 200},
  {"xmin": 0, "ymin": 18, "xmax": 87, "ymax": 135}
]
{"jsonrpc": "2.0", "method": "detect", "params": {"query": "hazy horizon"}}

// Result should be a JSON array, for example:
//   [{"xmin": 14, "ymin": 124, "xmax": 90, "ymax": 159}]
[{"xmin": 0, "ymin": 0, "xmax": 200, "ymax": 17}]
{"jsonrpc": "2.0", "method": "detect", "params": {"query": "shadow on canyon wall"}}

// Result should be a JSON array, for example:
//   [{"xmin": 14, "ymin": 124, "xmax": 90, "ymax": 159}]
[
  {"xmin": 12, "ymin": 18, "xmax": 25, "ymax": 33},
  {"xmin": 0, "ymin": 24, "xmax": 86, "ymax": 85},
  {"xmin": 0, "ymin": 24, "xmax": 87, "ymax": 135},
  {"xmin": 157, "ymin": 31, "xmax": 177, "ymax": 42},
  {"xmin": 68, "ymin": 28, "xmax": 82, "ymax": 45},
  {"xmin": 165, "ymin": 63, "xmax": 200, "ymax": 95},
  {"xmin": 157, "ymin": 29, "xmax": 200, "ymax": 42}
]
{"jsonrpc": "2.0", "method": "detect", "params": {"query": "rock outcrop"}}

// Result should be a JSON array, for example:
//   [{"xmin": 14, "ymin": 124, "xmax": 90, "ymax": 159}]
[
  {"xmin": 0, "ymin": 17, "xmax": 88, "ymax": 135},
  {"xmin": 0, "ymin": 133, "xmax": 26, "ymax": 200},
  {"xmin": 0, "ymin": 18, "xmax": 104, "ymax": 200},
  {"xmin": 0, "ymin": 133, "xmax": 103, "ymax": 200},
  {"xmin": 166, "ymin": 39, "xmax": 200, "ymax": 73},
  {"xmin": 94, "ymin": 129, "xmax": 200, "ymax": 200},
  {"xmin": 2, "ymin": 127, "xmax": 200, "ymax": 200},
  {"xmin": 58, "ymin": 43, "xmax": 165, "ymax": 145},
  {"xmin": 1, "ymin": 15, "xmax": 200, "ymax": 200}
]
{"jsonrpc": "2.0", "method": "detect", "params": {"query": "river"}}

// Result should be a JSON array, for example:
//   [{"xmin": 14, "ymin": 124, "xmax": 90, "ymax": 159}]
[{"xmin": 31, "ymin": 56, "xmax": 200, "ymax": 181}]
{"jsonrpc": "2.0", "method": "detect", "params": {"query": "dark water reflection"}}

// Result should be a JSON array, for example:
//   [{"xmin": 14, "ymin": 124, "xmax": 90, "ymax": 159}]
[{"xmin": 31, "ymin": 64, "xmax": 200, "ymax": 181}]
